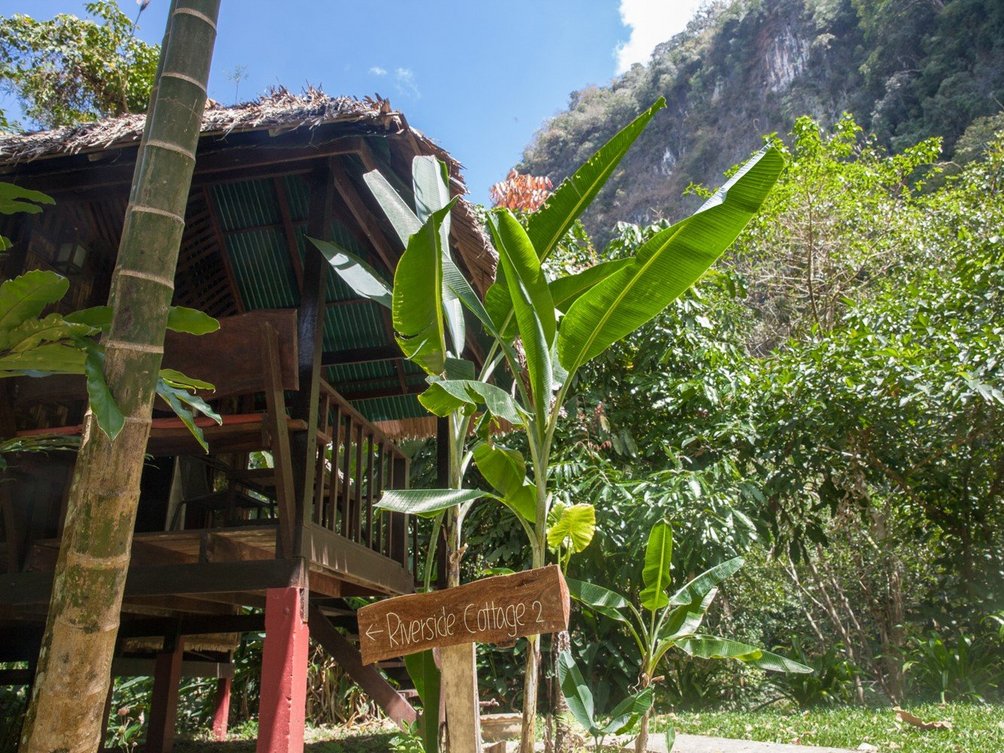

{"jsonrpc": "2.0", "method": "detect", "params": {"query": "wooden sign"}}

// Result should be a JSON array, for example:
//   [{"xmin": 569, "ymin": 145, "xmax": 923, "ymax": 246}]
[{"xmin": 357, "ymin": 565, "xmax": 570, "ymax": 665}]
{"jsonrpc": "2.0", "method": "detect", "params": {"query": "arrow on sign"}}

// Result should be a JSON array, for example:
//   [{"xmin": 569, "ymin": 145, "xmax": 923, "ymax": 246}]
[{"xmin": 365, "ymin": 624, "xmax": 384, "ymax": 640}]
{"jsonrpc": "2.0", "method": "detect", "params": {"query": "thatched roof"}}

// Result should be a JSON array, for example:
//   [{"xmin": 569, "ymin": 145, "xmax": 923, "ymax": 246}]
[
  {"xmin": 2, "ymin": 87, "xmax": 436, "ymax": 171},
  {"xmin": 0, "ymin": 87, "xmax": 496, "ymax": 294},
  {"xmin": 0, "ymin": 88, "xmax": 498, "ymax": 438}
]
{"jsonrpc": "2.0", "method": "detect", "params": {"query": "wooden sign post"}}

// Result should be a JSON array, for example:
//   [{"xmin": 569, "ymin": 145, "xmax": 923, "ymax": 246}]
[{"xmin": 358, "ymin": 565, "xmax": 570, "ymax": 665}]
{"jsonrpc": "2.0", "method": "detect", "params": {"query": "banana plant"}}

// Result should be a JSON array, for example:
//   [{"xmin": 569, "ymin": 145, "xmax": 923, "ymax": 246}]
[
  {"xmin": 313, "ymin": 98, "xmax": 785, "ymax": 753},
  {"xmin": 566, "ymin": 521, "xmax": 812, "ymax": 753},
  {"xmin": 556, "ymin": 649, "xmax": 653, "ymax": 753}
]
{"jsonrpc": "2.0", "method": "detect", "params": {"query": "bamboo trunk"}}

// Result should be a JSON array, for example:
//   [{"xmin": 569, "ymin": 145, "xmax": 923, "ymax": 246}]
[{"xmin": 20, "ymin": 3, "xmax": 219, "ymax": 751}]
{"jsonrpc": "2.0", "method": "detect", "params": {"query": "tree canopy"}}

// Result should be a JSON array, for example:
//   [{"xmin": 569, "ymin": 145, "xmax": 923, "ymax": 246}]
[{"xmin": 0, "ymin": 0, "xmax": 158, "ymax": 130}]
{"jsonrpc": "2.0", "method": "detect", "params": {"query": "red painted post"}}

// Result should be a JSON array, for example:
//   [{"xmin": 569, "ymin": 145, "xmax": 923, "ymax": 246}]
[
  {"xmin": 211, "ymin": 676, "xmax": 232, "ymax": 741},
  {"xmin": 147, "ymin": 636, "xmax": 184, "ymax": 753},
  {"xmin": 257, "ymin": 586, "xmax": 310, "ymax": 753}
]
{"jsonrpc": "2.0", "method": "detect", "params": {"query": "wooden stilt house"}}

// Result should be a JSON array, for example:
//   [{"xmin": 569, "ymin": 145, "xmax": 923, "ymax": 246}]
[{"xmin": 0, "ymin": 89, "xmax": 494, "ymax": 751}]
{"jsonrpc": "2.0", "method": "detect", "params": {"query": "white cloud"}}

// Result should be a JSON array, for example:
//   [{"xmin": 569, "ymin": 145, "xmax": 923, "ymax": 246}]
[
  {"xmin": 369, "ymin": 66, "xmax": 387, "ymax": 76},
  {"xmin": 394, "ymin": 67, "xmax": 420, "ymax": 99},
  {"xmin": 615, "ymin": 0, "xmax": 704, "ymax": 74}
]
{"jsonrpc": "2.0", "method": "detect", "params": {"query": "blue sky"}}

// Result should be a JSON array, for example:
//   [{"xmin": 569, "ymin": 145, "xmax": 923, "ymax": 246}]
[{"xmin": 0, "ymin": 0, "xmax": 702, "ymax": 203}]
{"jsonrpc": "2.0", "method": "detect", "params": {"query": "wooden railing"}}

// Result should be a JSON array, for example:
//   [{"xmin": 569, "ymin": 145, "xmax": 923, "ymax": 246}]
[{"xmin": 311, "ymin": 380, "xmax": 415, "ymax": 572}]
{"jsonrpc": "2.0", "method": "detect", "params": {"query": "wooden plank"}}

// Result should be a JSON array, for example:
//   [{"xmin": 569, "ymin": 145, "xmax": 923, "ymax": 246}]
[
  {"xmin": 119, "ymin": 613, "xmax": 265, "ymax": 638},
  {"xmin": 162, "ymin": 309, "xmax": 298, "ymax": 398},
  {"xmin": 308, "ymin": 603, "xmax": 417, "ymax": 729},
  {"xmin": 112, "ymin": 657, "xmax": 234, "ymax": 679},
  {"xmin": 300, "ymin": 523, "xmax": 413, "ymax": 596},
  {"xmin": 357, "ymin": 566, "xmax": 569, "ymax": 665},
  {"xmin": 0, "ymin": 559, "xmax": 306, "ymax": 605}
]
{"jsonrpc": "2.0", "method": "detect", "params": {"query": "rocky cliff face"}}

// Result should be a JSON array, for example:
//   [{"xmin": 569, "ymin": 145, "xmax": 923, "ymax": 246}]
[{"xmin": 518, "ymin": 0, "xmax": 1004, "ymax": 241}]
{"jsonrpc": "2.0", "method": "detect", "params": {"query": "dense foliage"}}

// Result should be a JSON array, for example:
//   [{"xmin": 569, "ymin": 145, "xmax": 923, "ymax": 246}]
[
  {"xmin": 468, "ymin": 115, "xmax": 1004, "ymax": 711},
  {"xmin": 0, "ymin": 0, "xmax": 158, "ymax": 129}
]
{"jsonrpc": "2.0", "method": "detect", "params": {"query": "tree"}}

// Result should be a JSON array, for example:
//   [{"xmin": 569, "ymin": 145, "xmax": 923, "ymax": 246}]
[
  {"xmin": 20, "ymin": 2, "xmax": 220, "ymax": 751},
  {"xmin": 0, "ymin": 0, "xmax": 159, "ymax": 129}
]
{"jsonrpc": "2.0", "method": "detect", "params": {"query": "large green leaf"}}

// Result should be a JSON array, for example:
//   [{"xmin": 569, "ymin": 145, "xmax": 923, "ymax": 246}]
[
  {"xmin": 669, "ymin": 556, "xmax": 744, "ymax": 607},
  {"xmin": 550, "ymin": 258, "xmax": 632, "ymax": 313},
  {"xmin": 392, "ymin": 201, "xmax": 455, "ymax": 375},
  {"xmin": 556, "ymin": 650, "xmax": 596, "ymax": 732},
  {"xmin": 602, "ymin": 686, "xmax": 654, "ymax": 735},
  {"xmin": 375, "ymin": 488, "xmax": 486, "ymax": 517},
  {"xmin": 547, "ymin": 502, "xmax": 596, "ymax": 553},
  {"xmin": 64, "ymin": 305, "xmax": 112, "ymax": 330},
  {"xmin": 308, "ymin": 237, "xmax": 392, "ymax": 309},
  {"xmin": 525, "ymin": 98, "xmax": 666, "ymax": 262},
  {"xmin": 558, "ymin": 146, "xmax": 783, "ymax": 373},
  {"xmin": 677, "ymin": 635, "xmax": 812, "ymax": 674},
  {"xmin": 0, "ymin": 182, "xmax": 54, "ymax": 216},
  {"xmin": 159, "ymin": 368, "xmax": 215, "ymax": 392},
  {"xmin": 442, "ymin": 257, "xmax": 506, "ymax": 342},
  {"xmin": 658, "ymin": 588, "xmax": 718, "ymax": 644},
  {"xmin": 156, "ymin": 378, "xmax": 222, "ymax": 453},
  {"xmin": 0, "ymin": 342, "xmax": 85, "ymax": 375},
  {"xmin": 413, "ymin": 156, "xmax": 452, "ymax": 227},
  {"xmin": 566, "ymin": 577, "xmax": 632, "ymax": 625},
  {"xmin": 639, "ymin": 521, "xmax": 673, "ymax": 611},
  {"xmin": 84, "ymin": 346, "xmax": 124, "ymax": 440},
  {"xmin": 0, "ymin": 314, "xmax": 94, "ymax": 353},
  {"xmin": 418, "ymin": 378, "xmax": 526, "ymax": 427},
  {"xmin": 403, "ymin": 649, "xmax": 441, "ymax": 753},
  {"xmin": 363, "ymin": 169, "xmax": 421, "ymax": 246},
  {"xmin": 0, "ymin": 270, "xmax": 69, "ymax": 334},
  {"xmin": 483, "ymin": 266, "xmax": 517, "ymax": 342},
  {"xmin": 472, "ymin": 442, "xmax": 535, "ymax": 521},
  {"xmin": 166, "ymin": 306, "xmax": 219, "ymax": 335},
  {"xmin": 488, "ymin": 211, "xmax": 555, "ymax": 415},
  {"xmin": 413, "ymin": 156, "xmax": 465, "ymax": 355}
]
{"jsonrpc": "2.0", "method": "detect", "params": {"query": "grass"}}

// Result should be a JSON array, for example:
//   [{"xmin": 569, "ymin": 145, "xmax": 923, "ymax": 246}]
[
  {"xmin": 157, "ymin": 703, "xmax": 1004, "ymax": 753},
  {"xmin": 654, "ymin": 703, "xmax": 1004, "ymax": 752}
]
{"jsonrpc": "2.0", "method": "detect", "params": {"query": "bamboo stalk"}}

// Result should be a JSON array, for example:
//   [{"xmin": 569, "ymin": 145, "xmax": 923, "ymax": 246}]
[{"xmin": 20, "ymin": 4, "xmax": 220, "ymax": 751}]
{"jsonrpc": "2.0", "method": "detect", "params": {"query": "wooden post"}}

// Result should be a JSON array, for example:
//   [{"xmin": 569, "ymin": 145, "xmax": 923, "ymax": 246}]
[
  {"xmin": 257, "ymin": 585, "xmax": 309, "ymax": 753},
  {"xmin": 289, "ymin": 162, "xmax": 334, "ymax": 540},
  {"xmin": 147, "ymin": 635, "xmax": 184, "ymax": 753},
  {"xmin": 211, "ymin": 676, "xmax": 231, "ymax": 741},
  {"xmin": 441, "ymin": 643, "xmax": 482, "ymax": 753}
]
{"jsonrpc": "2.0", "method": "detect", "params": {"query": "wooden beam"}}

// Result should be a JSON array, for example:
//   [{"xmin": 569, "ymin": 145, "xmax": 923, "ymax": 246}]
[
  {"xmin": 202, "ymin": 186, "xmax": 245, "ymax": 314},
  {"xmin": 119, "ymin": 613, "xmax": 266, "ymax": 638},
  {"xmin": 147, "ymin": 635, "xmax": 184, "ymax": 753},
  {"xmin": 289, "ymin": 162, "xmax": 335, "ymax": 546},
  {"xmin": 112, "ymin": 656, "xmax": 234, "ymax": 679},
  {"xmin": 339, "ymin": 382, "xmax": 425, "ymax": 401},
  {"xmin": 0, "ymin": 559, "xmax": 306, "ymax": 605},
  {"xmin": 330, "ymin": 162, "xmax": 398, "ymax": 274},
  {"xmin": 3, "ymin": 133, "xmax": 364, "ymax": 197},
  {"xmin": 321, "ymin": 344, "xmax": 403, "ymax": 366},
  {"xmin": 307, "ymin": 603, "xmax": 417, "ymax": 729},
  {"xmin": 273, "ymin": 176, "xmax": 304, "ymax": 292}
]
